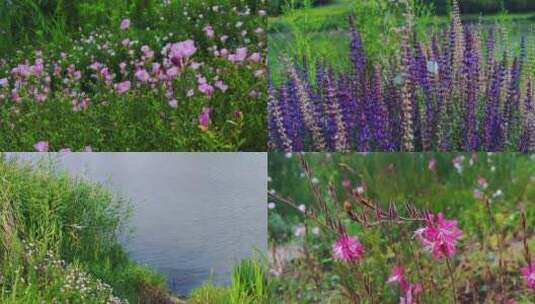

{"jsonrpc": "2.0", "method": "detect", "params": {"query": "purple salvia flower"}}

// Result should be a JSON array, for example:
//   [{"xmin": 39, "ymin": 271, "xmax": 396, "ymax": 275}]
[
  {"xmin": 462, "ymin": 27, "xmax": 479, "ymax": 151},
  {"xmin": 287, "ymin": 62, "xmax": 326, "ymax": 150},
  {"xmin": 372, "ymin": 64, "xmax": 389, "ymax": 150},
  {"xmin": 268, "ymin": 82, "xmax": 293, "ymax": 151},
  {"xmin": 284, "ymin": 80, "xmax": 304, "ymax": 151},
  {"xmin": 325, "ymin": 69, "xmax": 349, "ymax": 151}
]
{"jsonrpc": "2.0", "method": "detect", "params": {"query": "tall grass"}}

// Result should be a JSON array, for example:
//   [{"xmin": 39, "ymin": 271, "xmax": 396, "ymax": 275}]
[
  {"xmin": 188, "ymin": 257, "xmax": 269, "ymax": 304},
  {"xmin": 0, "ymin": 155, "xmax": 168, "ymax": 303}
]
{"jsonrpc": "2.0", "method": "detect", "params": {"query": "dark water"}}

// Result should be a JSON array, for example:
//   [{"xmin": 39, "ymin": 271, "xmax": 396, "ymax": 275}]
[{"xmin": 8, "ymin": 153, "xmax": 267, "ymax": 296}]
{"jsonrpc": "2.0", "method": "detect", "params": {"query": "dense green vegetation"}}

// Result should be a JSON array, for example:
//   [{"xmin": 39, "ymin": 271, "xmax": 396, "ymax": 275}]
[
  {"xmin": 0, "ymin": 0, "xmax": 267, "ymax": 151},
  {"xmin": 0, "ymin": 155, "xmax": 170, "ymax": 303},
  {"xmin": 268, "ymin": 153, "xmax": 535, "ymax": 302}
]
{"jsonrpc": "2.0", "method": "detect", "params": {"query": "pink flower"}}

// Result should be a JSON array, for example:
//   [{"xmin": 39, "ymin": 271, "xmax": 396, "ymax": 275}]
[
  {"xmin": 203, "ymin": 25, "xmax": 215, "ymax": 38},
  {"xmin": 229, "ymin": 47, "xmax": 248, "ymax": 62},
  {"xmin": 521, "ymin": 263, "xmax": 535, "ymax": 289},
  {"xmin": 120, "ymin": 18, "xmax": 131, "ymax": 30},
  {"xmin": 121, "ymin": 38, "xmax": 130, "ymax": 47},
  {"xmin": 0, "ymin": 78, "xmax": 8, "ymax": 87},
  {"xmin": 135, "ymin": 69, "xmax": 150, "ymax": 82},
  {"xmin": 168, "ymin": 99, "xmax": 178, "ymax": 108},
  {"xmin": 400, "ymin": 283, "xmax": 422, "ymax": 304},
  {"xmin": 115, "ymin": 81, "xmax": 131, "ymax": 94},
  {"xmin": 342, "ymin": 179, "xmax": 351, "ymax": 189},
  {"xmin": 248, "ymin": 52, "xmax": 261, "ymax": 63},
  {"xmin": 166, "ymin": 67, "xmax": 179, "ymax": 78},
  {"xmin": 415, "ymin": 213, "xmax": 463, "ymax": 259},
  {"xmin": 168, "ymin": 40, "xmax": 197, "ymax": 65},
  {"xmin": 198, "ymin": 83, "xmax": 214, "ymax": 96},
  {"xmin": 198, "ymin": 107, "xmax": 212, "ymax": 131},
  {"xmin": 332, "ymin": 234, "xmax": 364, "ymax": 262},
  {"xmin": 477, "ymin": 176, "xmax": 488, "ymax": 189},
  {"xmin": 387, "ymin": 265, "xmax": 409, "ymax": 293},
  {"xmin": 34, "ymin": 141, "xmax": 49, "ymax": 152},
  {"xmin": 428, "ymin": 159, "xmax": 436, "ymax": 171},
  {"xmin": 187, "ymin": 89, "xmax": 195, "ymax": 97},
  {"xmin": 214, "ymin": 80, "xmax": 228, "ymax": 92},
  {"xmin": 234, "ymin": 110, "xmax": 243, "ymax": 120}
]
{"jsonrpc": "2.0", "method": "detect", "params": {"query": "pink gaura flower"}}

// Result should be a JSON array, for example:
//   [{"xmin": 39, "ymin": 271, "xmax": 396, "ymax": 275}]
[
  {"xmin": 121, "ymin": 38, "xmax": 131, "ymax": 47},
  {"xmin": 521, "ymin": 262, "xmax": 535, "ymax": 289},
  {"xmin": 187, "ymin": 89, "xmax": 195, "ymax": 97},
  {"xmin": 120, "ymin": 18, "xmax": 131, "ymax": 30},
  {"xmin": 342, "ymin": 179, "xmax": 351, "ymax": 189},
  {"xmin": 477, "ymin": 176, "xmax": 488, "ymax": 189},
  {"xmin": 387, "ymin": 265, "xmax": 409, "ymax": 293},
  {"xmin": 415, "ymin": 212, "xmax": 463, "ymax": 259},
  {"xmin": 135, "ymin": 69, "xmax": 150, "ymax": 82},
  {"xmin": 115, "ymin": 81, "xmax": 131, "ymax": 94},
  {"xmin": 400, "ymin": 283, "xmax": 422, "ymax": 304},
  {"xmin": 198, "ymin": 107, "xmax": 212, "ymax": 131},
  {"xmin": 34, "ymin": 141, "xmax": 49, "ymax": 152},
  {"xmin": 332, "ymin": 234, "xmax": 365, "ymax": 262}
]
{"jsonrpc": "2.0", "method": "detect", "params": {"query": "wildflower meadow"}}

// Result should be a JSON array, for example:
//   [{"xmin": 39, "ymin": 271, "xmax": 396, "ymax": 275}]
[
  {"xmin": 0, "ymin": 0, "xmax": 267, "ymax": 151},
  {"xmin": 268, "ymin": 0, "xmax": 535, "ymax": 152},
  {"xmin": 268, "ymin": 153, "xmax": 535, "ymax": 303}
]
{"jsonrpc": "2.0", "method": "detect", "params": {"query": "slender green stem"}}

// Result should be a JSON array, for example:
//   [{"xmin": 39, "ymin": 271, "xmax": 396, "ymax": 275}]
[{"xmin": 445, "ymin": 257, "xmax": 457, "ymax": 304}]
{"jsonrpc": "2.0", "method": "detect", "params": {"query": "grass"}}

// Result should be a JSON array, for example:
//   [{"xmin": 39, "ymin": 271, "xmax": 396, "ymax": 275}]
[
  {"xmin": 268, "ymin": 0, "xmax": 535, "ymax": 84},
  {"xmin": 0, "ymin": 154, "xmax": 170, "ymax": 303},
  {"xmin": 187, "ymin": 257, "xmax": 269, "ymax": 304},
  {"xmin": 268, "ymin": 153, "xmax": 535, "ymax": 303}
]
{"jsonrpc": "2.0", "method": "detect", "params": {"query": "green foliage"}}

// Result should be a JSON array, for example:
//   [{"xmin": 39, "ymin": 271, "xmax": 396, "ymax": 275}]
[
  {"xmin": 188, "ymin": 258, "xmax": 269, "ymax": 304},
  {"xmin": 0, "ymin": 156, "xmax": 168, "ymax": 303},
  {"xmin": 269, "ymin": 0, "xmax": 335, "ymax": 16}
]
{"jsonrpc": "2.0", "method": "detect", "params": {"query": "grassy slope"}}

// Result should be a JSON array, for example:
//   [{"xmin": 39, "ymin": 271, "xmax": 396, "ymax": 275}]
[{"xmin": 0, "ymin": 156, "xmax": 170, "ymax": 303}]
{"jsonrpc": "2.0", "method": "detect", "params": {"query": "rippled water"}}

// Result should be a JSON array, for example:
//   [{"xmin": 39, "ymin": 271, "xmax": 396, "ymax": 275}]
[{"xmin": 8, "ymin": 153, "xmax": 267, "ymax": 295}]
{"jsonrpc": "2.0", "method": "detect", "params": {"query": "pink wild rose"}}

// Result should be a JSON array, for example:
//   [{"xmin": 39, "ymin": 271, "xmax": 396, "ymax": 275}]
[
  {"xmin": 198, "ymin": 107, "xmax": 212, "ymax": 131},
  {"xmin": 415, "ymin": 212, "xmax": 463, "ymax": 259},
  {"xmin": 169, "ymin": 40, "xmax": 197, "ymax": 65},
  {"xmin": 332, "ymin": 234, "xmax": 364, "ymax": 262},
  {"xmin": 135, "ymin": 69, "xmax": 150, "ymax": 82},
  {"xmin": 115, "ymin": 81, "xmax": 131, "ymax": 94},
  {"xmin": 120, "ymin": 18, "xmax": 131, "ymax": 30}
]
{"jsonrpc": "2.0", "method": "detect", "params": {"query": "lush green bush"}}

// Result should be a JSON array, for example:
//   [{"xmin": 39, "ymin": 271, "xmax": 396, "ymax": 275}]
[{"xmin": 0, "ymin": 155, "xmax": 169, "ymax": 303}]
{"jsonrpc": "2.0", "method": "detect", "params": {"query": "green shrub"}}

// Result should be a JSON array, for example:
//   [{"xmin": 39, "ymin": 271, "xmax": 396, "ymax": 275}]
[{"xmin": 188, "ymin": 284, "xmax": 228, "ymax": 304}]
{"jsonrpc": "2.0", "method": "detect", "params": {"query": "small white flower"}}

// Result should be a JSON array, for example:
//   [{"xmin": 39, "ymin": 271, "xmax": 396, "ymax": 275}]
[
  {"xmin": 311, "ymin": 177, "xmax": 319, "ymax": 184},
  {"xmin": 268, "ymin": 202, "xmax": 276, "ymax": 209},
  {"xmin": 492, "ymin": 189, "xmax": 503, "ymax": 198},
  {"xmin": 298, "ymin": 204, "xmax": 306, "ymax": 213},
  {"xmin": 311, "ymin": 227, "xmax": 320, "ymax": 236}
]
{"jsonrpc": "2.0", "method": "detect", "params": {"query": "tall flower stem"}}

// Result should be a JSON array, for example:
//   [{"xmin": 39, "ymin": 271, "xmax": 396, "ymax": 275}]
[{"xmin": 445, "ymin": 257, "xmax": 457, "ymax": 304}]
